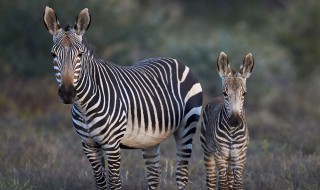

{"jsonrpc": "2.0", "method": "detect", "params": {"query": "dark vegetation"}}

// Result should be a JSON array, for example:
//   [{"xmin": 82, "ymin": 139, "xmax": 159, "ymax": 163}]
[{"xmin": 0, "ymin": 0, "xmax": 319, "ymax": 189}]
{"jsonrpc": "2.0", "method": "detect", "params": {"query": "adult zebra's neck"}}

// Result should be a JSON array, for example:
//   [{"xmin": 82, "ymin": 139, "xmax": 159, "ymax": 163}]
[{"xmin": 73, "ymin": 55, "xmax": 117, "ymax": 117}]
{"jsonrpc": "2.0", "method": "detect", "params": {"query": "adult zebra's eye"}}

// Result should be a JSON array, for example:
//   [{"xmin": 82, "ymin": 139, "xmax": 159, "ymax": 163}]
[
  {"xmin": 223, "ymin": 92, "xmax": 228, "ymax": 96},
  {"xmin": 51, "ymin": 52, "xmax": 57, "ymax": 58},
  {"xmin": 78, "ymin": 52, "xmax": 83, "ymax": 58}
]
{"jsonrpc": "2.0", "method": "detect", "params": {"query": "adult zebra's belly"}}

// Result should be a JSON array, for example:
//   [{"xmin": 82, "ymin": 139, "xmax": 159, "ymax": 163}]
[{"xmin": 120, "ymin": 124, "xmax": 173, "ymax": 149}]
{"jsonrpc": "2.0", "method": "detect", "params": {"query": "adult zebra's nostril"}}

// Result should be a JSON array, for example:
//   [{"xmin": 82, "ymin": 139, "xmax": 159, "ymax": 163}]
[{"xmin": 58, "ymin": 85, "xmax": 76, "ymax": 104}]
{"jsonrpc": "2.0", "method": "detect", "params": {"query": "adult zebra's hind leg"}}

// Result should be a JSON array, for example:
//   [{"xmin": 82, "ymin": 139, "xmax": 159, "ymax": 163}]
[
  {"xmin": 174, "ymin": 116, "xmax": 199, "ymax": 190},
  {"xmin": 142, "ymin": 144, "xmax": 161, "ymax": 190},
  {"xmin": 82, "ymin": 142, "xmax": 107, "ymax": 189}
]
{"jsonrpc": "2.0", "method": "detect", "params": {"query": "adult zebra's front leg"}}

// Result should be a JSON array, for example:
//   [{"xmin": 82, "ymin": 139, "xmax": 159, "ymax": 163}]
[
  {"xmin": 142, "ymin": 144, "xmax": 161, "ymax": 190},
  {"xmin": 82, "ymin": 142, "xmax": 108, "ymax": 189},
  {"xmin": 103, "ymin": 143, "xmax": 122, "ymax": 190}
]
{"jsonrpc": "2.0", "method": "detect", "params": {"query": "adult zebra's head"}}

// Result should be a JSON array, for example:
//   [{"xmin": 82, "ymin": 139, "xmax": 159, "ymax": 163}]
[
  {"xmin": 217, "ymin": 52, "xmax": 254, "ymax": 127},
  {"xmin": 43, "ymin": 6, "xmax": 91, "ymax": 104}
]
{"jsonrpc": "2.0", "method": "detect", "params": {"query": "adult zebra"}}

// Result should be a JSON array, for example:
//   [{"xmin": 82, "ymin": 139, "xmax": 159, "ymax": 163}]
[
  {"xmin": 43, "ymin": 7, "xmax": 202, "ymax": 190},
  {"xmin": 200, "ymin": 52, "xmax": 254, "ymax": 189}
]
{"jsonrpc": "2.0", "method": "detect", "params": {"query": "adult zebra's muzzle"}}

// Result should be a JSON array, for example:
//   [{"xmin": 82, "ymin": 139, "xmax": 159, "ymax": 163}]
[{"xmin": 58, "ymin": 84, "xmax": 76, "ymax": 104}]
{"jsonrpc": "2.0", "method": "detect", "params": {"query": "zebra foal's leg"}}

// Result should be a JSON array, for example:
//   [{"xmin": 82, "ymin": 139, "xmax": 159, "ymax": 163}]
[
  {"xmin": 230, "ymin": 145, "xmax": 247, "ymax": 190},
  {"xmin": 142, "ymin": 144, "xmax": 161, "ymax": 190},
  {"xmin": 204, "ymin": 153, "xmax": 217, "ymax": 190},
  {"xmin": 103, "ymin": 143, "xmax": 122, "ymax": 190},
  {"xmin": 230, "ymin": 155, "xmax": 246, "ymax": 189},
  {"xmin": 216, "ymin": 156, "xmax": 229, "ymax": 190},
  {"xmin": 227, "ymin": 164, "xmax": 234, "ymax": 189},
  {"xmin": 82, "ymin": 142, "xmax": 108, "ymax": 189},
  {"xmin": 231, "ymin": 162, "xmax": 245, "ymax": 189}
]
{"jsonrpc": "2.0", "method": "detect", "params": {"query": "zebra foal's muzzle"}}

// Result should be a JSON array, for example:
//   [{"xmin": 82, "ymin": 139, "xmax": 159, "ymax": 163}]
[
  {"xmin": 58, "ymin": 84, "xmax": 76, "ymax": 104},
  {"xmin": 229, "ymin": 112, "xmax": 243, "ymax": 127}
]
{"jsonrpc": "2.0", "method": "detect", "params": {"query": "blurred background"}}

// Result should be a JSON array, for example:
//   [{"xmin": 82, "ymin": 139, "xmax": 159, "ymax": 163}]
[{"xmin": 0, "ymin": 0, "xmax": 319, "ymax": 189}]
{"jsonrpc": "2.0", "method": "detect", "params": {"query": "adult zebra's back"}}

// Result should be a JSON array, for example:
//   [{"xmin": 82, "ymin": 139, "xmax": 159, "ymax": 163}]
[{"xmin": 44, "ymin": 7, "xmax": 202, "ymax": 190}]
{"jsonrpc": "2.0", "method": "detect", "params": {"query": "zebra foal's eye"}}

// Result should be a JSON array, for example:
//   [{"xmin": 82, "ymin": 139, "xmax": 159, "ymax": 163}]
[{"xmin": 242, "ymin": 92, "xmax": 247, "ymax": 96}]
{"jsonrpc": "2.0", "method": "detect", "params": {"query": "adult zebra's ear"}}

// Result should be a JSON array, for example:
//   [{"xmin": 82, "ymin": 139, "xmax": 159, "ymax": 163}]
[
  {"xmin": 240, "ymin": 53, "xmax": 254, "ymax": 79},
  {"xmin": 43, "ymin": 6, "xmax": 61, "ymax": 35},
  {"xmin": 75, "ymin": 8, "xmax": 91, "ymax": 36},
  {"xmin": 217, "ymin": 52, "xmax": 231, "ymax": 77}
]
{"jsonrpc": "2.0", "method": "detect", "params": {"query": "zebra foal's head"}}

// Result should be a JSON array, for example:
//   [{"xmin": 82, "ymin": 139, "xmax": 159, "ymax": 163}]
[
  {"xmin": 43, "ymin": 6, "xmax": 91, "ymax": 104},
  {"xmin": 217, "ymin": 52, "xmax": 254, "ymax": 127}
]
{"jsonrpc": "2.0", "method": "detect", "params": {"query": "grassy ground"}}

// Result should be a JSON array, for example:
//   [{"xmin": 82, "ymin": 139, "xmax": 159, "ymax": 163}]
[
  {"xmin": 1, "ymin": 111, "xmax": 319, "ymax": 190},
  {"xmin": 0, "ymin": 78, "xmax": 319, "ymax": 190}
]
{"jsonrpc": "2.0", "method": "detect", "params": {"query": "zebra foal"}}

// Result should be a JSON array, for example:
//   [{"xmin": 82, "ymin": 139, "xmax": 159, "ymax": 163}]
[
  {"xmin": 200, "ymin": 52, "xmax": 254, "ymax": 189},
  {"xmin": 43, "ymin": 7, "xmax": 202, "ymax": 190}
]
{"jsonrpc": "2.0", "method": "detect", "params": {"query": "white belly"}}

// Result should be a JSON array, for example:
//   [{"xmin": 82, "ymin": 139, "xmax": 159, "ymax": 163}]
[{"xmin": 120, "ymin": 124, "xmax": 172, "ymax": 149}]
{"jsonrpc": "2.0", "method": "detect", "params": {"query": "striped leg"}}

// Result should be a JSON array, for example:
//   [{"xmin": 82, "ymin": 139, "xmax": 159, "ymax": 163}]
[
  {"xmin": 200, "ymin": 121, "xmax": 217, "ymax": 190},
  {"xmin": 231, "ymin": 157, "xmax": 246, "ymax": 189},
  {"xmin": 233, "ymin": 168, "xmax": 244, "ymax": 190},
  {"xmin": 82, "ymin": 142, "xmax": 107, "ymax": 189},
  {"xmin": 174, "ymin": 121, "xmax": 197, "ymax": 190},
  {"xmin": 103, "ymin": 143, "xmax": 122, "ymax": 190},
  {"xmin": 216, "ymin": 157, "xmax": 229, "ymax": 190},
  {"xmin": 142, "ymin": 144, "xmax": 161, "ymax": 190},
  {"xmin": 204, "ymin": 153, "xmax": 217, "ymax": 190},
  {"xmin": 227, "ymin": 165, "xmax": 234, "ymax": 189},
  {"xmin": 231, "ymin": 162, "xmax": 244, "ymax": 190},
  {"xmin": 231, "ymin": 146, "xmax": 247, "ymax": 189}
]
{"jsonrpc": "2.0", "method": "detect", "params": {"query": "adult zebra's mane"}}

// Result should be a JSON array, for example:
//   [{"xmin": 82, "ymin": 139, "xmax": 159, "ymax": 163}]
[
  {"xmin": 63, "ymin": 24, "xmax": 96, "ymax": 57},
  {"xmin": 82, "ymin": 36, "xmax": 96, "ymax": 57}
]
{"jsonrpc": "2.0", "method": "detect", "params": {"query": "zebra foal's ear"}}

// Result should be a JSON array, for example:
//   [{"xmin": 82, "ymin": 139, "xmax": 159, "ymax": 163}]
[
  {"xmin": 217, "ymin": 52, "xmax": 230, "ymax": 77},
  {"xmin": 240, "ymin": 53, "xmax": 254, "ymax": 78},
  {"xmin": 43, "ymin": 6, "xmax": 61, "ymax": 35},
  {"xmin": 75, "ymin": 8, "xmax": 91, "ymax": 35}
]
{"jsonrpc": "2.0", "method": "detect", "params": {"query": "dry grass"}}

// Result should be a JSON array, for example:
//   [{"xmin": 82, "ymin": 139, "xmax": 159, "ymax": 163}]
[
  {"xmin": 1, "ymin": 112, "xmax": 319, "ymax": 190},
  {"xmin": 0, "ymin": 78, "xmax": 319, "ymax": 190}
]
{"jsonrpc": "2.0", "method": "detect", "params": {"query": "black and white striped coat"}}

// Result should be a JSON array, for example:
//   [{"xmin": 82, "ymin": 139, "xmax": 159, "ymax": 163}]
[
  {"xmin": 200, "ymin": 52, "xmax": 254, "ymax": 190},
  {"xmin": 44, "ymin": 7, "xmax": 203, "ymax": 190}
]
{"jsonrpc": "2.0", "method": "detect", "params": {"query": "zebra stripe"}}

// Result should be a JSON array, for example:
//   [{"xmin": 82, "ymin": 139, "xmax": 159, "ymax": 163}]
[
  {"xmin": 44, "ymin": 7, "xmax": 202, "ymax": 190},
  {"xmin": 201, "ymin": 98, "xmax": 249, "ymax": 190},
  {"xmin": 200, "ymin": 52, "xmax": 253, "ymax": 190}
]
